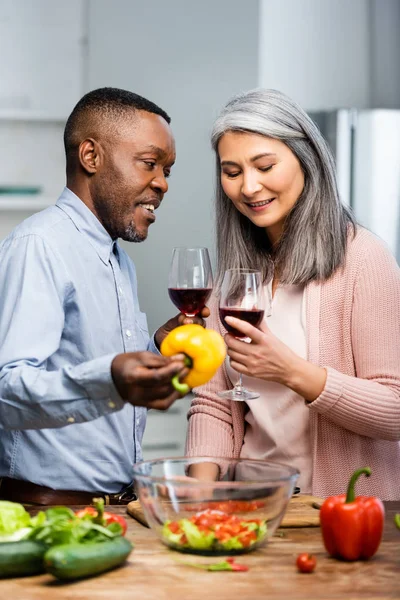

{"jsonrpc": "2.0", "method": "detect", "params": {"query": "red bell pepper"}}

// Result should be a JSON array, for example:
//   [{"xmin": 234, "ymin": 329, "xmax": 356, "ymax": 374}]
[{"xmin": 320, "ymin": 467, "xmax": 385, "ymax": 561}]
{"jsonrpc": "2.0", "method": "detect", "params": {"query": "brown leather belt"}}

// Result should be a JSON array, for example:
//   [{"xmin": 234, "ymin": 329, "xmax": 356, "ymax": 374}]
[{"xmin": 0, "ymin": 477, "xmax": 137, "ymax": 506}]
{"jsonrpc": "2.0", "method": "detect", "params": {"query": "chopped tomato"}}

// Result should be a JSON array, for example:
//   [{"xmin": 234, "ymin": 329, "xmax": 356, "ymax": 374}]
[
  {"xmin": 186, "ymin": 500, "xmax": 265, "ymax": 514},
  {"xmin": 76, "ymin": 507, "xmax": 97, "ymax": 518},
  {"xmin": 75, "ymin": 507, "xmax": 127, "ymax": 535},
  {"xmin": 168, "ymin": 521, "xmax": 182, "ymax": 534}
]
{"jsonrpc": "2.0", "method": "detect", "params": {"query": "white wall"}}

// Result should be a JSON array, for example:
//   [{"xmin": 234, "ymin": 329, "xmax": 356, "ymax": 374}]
[
  {"xmin": 86, "ymin": 0, "xmax": 260, "ymax": 335},
  {"xmin": 259, "ymin": 0, "xmax": 371, "ymax": 110}
]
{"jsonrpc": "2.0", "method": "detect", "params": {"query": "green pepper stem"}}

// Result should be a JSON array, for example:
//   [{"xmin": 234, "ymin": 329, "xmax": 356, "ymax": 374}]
[
  {"xmin": 92, "ymin": 497, "xmax": 105, "ymax": 523},
  {"xmin": 171, "ymin": 354, "xmax": 192, "ymax": 395},
  {"xmin": 183, "ymin": 355, "xmax": 193, "ymax": 368},
  {"xmin": 345, "ymin": 467, "xmax": 371, "ymax": 503},
  {"xmin": 171, "ymin": 375, "xmax": 190, "ymax": 395}
]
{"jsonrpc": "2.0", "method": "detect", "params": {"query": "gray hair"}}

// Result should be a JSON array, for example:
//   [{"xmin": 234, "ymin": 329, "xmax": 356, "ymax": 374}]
[{"xmin": 211, "ymin": 88, "xmax": 356, "ymax": 291}]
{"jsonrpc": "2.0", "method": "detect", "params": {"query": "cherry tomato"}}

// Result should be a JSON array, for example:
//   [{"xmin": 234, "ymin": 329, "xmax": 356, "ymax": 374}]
[{"xmin": 296, "ymin": 553, "xmax": 317, "ymax": 573}]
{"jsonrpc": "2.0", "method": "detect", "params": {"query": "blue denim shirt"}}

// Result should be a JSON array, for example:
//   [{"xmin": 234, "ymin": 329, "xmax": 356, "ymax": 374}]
[{"xmin": 0, "ymin": 188, "xmax": 158, "ymax": 492}]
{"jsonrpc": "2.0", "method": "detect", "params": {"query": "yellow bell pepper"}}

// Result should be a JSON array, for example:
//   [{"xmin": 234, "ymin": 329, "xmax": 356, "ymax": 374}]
[{"xmin": 160, "ymin": 324, "xmax": 226, "ymax": 394}]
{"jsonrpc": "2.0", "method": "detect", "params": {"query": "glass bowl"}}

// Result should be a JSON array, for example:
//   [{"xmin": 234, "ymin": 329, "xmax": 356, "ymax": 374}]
[{"xmin": 132, "ymin": 456, "xmax": 299, "ymax": 556}]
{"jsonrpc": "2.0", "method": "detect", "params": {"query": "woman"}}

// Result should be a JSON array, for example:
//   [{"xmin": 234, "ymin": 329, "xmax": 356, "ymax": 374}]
[{"xmin": 186, "ymin": 89, "xmax": 400, "ymax": 499}]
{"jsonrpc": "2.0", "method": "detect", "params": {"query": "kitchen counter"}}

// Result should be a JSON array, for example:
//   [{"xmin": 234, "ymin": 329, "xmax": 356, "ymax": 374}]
[{"xmin": 3, "ymin": 501, "xmax": 399, "ymax": 600}]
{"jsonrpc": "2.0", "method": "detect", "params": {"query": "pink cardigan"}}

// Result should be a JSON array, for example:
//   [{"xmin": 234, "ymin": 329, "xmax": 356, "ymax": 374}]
[{"xmin": 186, "ymin": 228, "xmax": 400, "ymax": 500}]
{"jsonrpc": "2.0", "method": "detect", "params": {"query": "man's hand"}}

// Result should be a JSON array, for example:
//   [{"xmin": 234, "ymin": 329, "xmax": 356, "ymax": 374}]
[
  {"xmin": 154, "ymin": 306, "xmax": 210, "ymax": 349},
  {"xmin": 111, "ymin": 351, "xmax": 189, "ymax": 410}
]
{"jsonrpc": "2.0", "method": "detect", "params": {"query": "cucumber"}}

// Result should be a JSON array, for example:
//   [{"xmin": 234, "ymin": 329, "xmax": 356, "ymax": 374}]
[
  {"xmin": 44, "ymin": 536, "xmax": 133, "ymax": 581},
  {"xmin": 0, "ymin": 540, "xmax": 47, "ymax": 578}
]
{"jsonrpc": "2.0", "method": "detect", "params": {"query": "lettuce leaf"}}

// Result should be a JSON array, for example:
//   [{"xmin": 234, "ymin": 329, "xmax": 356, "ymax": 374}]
[
  {"xmin": 0, "ymin": 501, "xmax": 31, "ymax": 535},
  {"xmin": 180, "ymin": 520, "xmax": 215, "ymax": 550}
]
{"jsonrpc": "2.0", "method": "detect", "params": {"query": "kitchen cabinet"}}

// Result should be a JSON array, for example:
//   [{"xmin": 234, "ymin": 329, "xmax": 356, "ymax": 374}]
[
  {"xmin": 0, "ymin": 0, "xmax": 86, "ymax": 213},
  {"xmin": 0, "ymin": 0, "xmax": 86, "ymax": 121}
]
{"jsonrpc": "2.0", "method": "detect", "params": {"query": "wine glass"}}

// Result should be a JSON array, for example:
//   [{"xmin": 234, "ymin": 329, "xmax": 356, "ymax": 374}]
[
  {"xmin": 168, "ymin": 247, "xmax": 213, "ymax": 317},
  {"xmin": 218, "ymin": 269, "xmax": 265, "ymax": 401}
]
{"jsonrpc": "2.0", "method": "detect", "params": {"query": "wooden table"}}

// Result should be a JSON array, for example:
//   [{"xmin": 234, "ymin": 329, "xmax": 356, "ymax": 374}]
[{"xmin": 3, "ymin": 502, "xmax": 399, "ymax": 600}]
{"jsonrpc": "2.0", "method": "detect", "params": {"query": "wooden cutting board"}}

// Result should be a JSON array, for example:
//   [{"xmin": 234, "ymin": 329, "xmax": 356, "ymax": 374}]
[{"xmin": 127, "ymin": 494, "xmax": 322, "ymax": 528}]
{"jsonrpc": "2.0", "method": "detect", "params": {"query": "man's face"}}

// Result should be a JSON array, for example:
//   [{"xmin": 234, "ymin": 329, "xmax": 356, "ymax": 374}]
[{"xmin": 91, "ymin": 111, "xmax": 176, "ymax": 242}]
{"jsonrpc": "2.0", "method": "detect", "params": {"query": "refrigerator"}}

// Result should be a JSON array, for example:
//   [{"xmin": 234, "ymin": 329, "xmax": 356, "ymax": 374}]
[{"xmin": 309, "ymin": 109, "xmax": 400, "ymax": 263}]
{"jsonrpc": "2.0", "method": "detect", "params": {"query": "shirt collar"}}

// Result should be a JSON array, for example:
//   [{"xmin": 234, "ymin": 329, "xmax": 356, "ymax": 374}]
[{"xmin": 56, "ymin": 187, "xmax": 115, "ymax": 265}]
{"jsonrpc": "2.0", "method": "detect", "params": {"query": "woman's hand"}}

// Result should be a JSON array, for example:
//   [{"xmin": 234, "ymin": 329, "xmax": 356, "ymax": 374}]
[{"xmin": 224, "ymin": 316, "xmax": 327, "ymax": 402}]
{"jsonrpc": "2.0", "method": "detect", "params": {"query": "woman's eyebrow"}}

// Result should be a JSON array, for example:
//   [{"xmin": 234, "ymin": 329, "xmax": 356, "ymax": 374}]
[
  {"xmin": 250, "ymin": 152, "xmax": 277, "ymax": 161},
  {"xmin": 221, "ymin": 153, "xmax": 277, "ymax": 167}
]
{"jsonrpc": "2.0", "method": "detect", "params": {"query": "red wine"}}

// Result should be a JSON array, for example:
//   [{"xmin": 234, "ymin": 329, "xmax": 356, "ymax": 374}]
[
  {"xmin": 168, "ymin": 288, "xmax": 212, "ymax": 316},
  {"xmin": 219, "ymin": 307, "xmax": 265, "ymax": 338}
]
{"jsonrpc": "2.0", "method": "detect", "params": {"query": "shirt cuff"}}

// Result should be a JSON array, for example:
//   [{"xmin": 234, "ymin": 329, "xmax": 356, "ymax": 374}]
[
  {"xmin": 307, "ymin": 366, "xmax": 344, "ymax": 413},
  {"xmin": 147, "ymin": 333, "xmax": 161, "ymax": 355},
  {"xmin": 69, "ymin": 352, "xmax": 125, "ymax": 411}
]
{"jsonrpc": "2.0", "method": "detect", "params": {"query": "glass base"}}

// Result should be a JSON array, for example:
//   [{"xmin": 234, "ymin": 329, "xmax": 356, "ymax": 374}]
[{"xmin": 217, "ymin": 388, "xmax": 260, "ymax": 401}]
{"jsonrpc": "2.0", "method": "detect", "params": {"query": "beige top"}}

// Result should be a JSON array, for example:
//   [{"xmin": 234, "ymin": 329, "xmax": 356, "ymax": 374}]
[{"xmin": 229, "ymin": 281, "xmax": 312, "ymax": 493}]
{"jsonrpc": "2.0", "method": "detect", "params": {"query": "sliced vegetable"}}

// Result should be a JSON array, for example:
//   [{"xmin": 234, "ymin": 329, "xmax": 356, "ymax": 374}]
[
  {"xmin": 44, "ymin": 536, "xmax": 133, "ymax": 581},
  {"xmin": 186, "ymin": 500, "xmax": 265, "ymax": 514},
  {"xmin": 28, "ymin": 500, "xmax": 123, "ymax": 546},
  {"xmin": 76, "ymin": 499, "xmax": 127, "ymax": 535},
  {"xmin": 163, "ymin": 509, "xmax": 267, "ymax": 552},
  {"xmin": 0, "ymin": 540, "xmax": 47, "ymax": 578},
  {"xmin": 175, "ymin": 555, "xmax": 249, "ymax": 571}
]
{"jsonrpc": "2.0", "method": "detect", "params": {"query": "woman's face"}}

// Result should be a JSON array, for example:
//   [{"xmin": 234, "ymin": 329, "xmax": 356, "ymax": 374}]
[{"xmin": 218, "ymin": 131, "xmax": 305, "ymax": 245}]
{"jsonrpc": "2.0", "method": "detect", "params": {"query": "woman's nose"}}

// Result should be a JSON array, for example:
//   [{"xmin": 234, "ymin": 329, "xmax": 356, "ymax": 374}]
[{"xmin": 241, "ymin": 171, "xmax": 263, "ymax": 197}]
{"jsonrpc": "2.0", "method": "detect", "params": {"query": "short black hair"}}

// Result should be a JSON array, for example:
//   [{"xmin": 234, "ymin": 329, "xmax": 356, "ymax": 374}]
[{"xmin": 64, "ymin": 87, "xmax": 171, "ymax": 157}]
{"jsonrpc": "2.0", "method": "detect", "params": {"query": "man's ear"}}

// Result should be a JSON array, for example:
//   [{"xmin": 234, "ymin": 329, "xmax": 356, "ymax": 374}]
[{"xmin": 78, "ymin": 138, "xmax": 102, "ymax": 174}]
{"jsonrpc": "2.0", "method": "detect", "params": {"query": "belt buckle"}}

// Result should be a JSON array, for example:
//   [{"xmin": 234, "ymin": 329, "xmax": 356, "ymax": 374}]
[{"xmin": 112, "ymin": 485, "xmax": 137, "ymax": 504}]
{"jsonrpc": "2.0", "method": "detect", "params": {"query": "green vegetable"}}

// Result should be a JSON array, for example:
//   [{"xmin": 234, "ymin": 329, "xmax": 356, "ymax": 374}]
[
  {"xmin": 0, "ymin": 540, "xmax": 47, "ymax": 578},
  {"xmin": 180, "ymin": 520, "xmax": 216, "ymax": 550},
  {"xmin": 395, "ymin": 514, "xmax": 400, "ymax": 530},
  {"xmin": 162, "ymin": 517, "xmax": 267, "ymax": 552},
  {"xmin": 174, "ymin": 556, "xmax": 249, "ymax": 572},
  {"xmin": 0, "ymin": 501, "xmax": 33, "ymax": 541},
  {"xmin": 28, "ymin": 505, "xmax": 122, "ymax": 546},
  {"xmin": 44, "ymin": 536, "xmax": 133, "ymax": 581},
  {"xmin": 0, "ymin": 499, "xmax": 123, "ymax": 548},
  {"xmin": 218, "ymin": 536, "xmax": 244, "ymax": 551}
]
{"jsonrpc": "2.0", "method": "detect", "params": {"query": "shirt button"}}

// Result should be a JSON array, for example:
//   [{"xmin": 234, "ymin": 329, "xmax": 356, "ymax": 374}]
[
  {"xmin": 118, "ymin": 286, "xmax": 123, "ymax": 294},
  {"xmin": 125, "ymin": 329, "xmax": 132, "ymax": 338},
  {"xmin": 67, "ymin": 417, "xmax": 75, "ymax": 423}
]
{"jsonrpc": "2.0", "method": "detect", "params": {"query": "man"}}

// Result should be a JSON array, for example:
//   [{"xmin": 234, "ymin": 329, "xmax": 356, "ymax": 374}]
[{"xmin": 0, "ymin": 87, "xmax": 202, "ymax": 505}]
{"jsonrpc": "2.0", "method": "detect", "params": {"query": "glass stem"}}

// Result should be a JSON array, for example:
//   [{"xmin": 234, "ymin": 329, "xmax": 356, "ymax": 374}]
[{"xmin": 234, "ymin": 374, "xmax": 244, "ymax": 396}]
